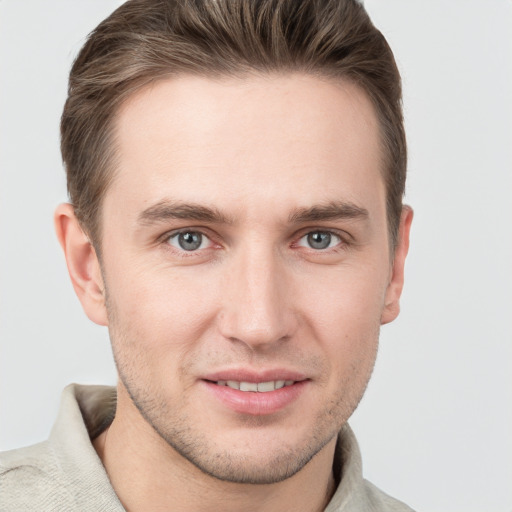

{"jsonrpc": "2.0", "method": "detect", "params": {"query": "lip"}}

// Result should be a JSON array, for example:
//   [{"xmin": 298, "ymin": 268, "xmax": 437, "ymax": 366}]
[
  {"xmin": 203, "ymin": 369, "xmax": 308, "ymax": 383},
  {"xmin": 201, "ymin": 368, "xmax": 309, "ymax": 416}
]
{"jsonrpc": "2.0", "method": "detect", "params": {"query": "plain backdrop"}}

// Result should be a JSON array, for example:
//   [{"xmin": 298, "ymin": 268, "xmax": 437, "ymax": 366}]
[{"xmin": 1, "ymin": 1, "xmax": 511, "ymax": 511}]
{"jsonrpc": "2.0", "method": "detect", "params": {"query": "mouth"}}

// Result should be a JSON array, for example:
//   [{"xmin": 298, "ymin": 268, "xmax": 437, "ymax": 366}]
[
  {"xmin": 209, "ymin": 380, "xmax": 296, "ymax": 392},
  {"xmin": 202, "ymin": 373, "xmax": 308, "ymax": 415}
]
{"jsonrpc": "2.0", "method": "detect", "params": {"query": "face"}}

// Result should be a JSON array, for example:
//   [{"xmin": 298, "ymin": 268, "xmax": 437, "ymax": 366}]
[{"xmin": 93, "ymin": 74, "xmax": 406, "ymax": 483}]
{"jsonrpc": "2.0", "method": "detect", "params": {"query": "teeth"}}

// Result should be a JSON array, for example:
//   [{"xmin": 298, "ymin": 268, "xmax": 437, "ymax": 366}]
[
  {"xmin": 217, "ymin": 380, "xmax": 295, "ymax": 392},
  {"xmin": 240, "ymin": 381, "xmax": 258, "ymax": 392},
  {"xmin": 257, "ymin": 381, "xmax": 275, "ymax": 392}
]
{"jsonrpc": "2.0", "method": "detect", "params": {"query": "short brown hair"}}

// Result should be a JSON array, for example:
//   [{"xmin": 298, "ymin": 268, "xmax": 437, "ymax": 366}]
[{"xmin": 61, "ymin": 0, "xmax": 406, "ymax": 248}]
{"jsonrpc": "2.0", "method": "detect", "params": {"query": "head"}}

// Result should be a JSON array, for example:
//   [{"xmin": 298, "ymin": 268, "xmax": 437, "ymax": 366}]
[
  {"xmin": 61, "ymin": 0, "xmax": 406, "ymax": 251},
  {"xmin": 56, "ymin": 0, "xmax": 412, "ymax": 485}
]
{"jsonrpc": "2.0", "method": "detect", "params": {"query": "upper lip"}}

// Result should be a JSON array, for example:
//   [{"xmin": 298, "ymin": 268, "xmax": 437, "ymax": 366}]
[{"xmin": 202, "ymin": 369, "xmax": 308, "ymax": 383}]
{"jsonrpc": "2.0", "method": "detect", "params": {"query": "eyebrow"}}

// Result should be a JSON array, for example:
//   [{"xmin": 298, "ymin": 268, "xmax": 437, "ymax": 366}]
[
  {"xmin": 138, "ymin": 200, "xmax": 233, "ymax": 226},
  {"xmin": 137, "ymin": 199, "xmax": 369, "ymax": 227},
  {"xmin": 288, "ymin": 201, "xmax": 369, "ymax": 224}
]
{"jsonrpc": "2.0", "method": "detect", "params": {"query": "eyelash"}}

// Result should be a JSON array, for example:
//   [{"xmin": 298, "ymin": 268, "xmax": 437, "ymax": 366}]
[
  {"xmin": 161, "ymin": 229, "xmax": 219, "ymax": 257},
  {"xmin": 294, "ymin": 230, "xmax": 346, "ymax": 252},
  {"xmin": 160, "ymin": 228, "xmax": 350, "ymax": 256}
]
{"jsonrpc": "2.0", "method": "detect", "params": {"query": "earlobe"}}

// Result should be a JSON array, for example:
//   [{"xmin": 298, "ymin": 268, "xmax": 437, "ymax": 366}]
[
  {"xmin": 54, "ymin": 203, "xmax": 108, "ymax": 326},
  {"xmin": 381, "ymin": 205, "xmax": 413, "ymax": 325}
]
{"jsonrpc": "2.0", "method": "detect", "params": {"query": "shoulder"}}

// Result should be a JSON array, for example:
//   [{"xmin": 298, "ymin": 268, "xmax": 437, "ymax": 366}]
[
  {"xmin": 361, "ymin": 479, "xmax": 415, "ymax": 512},
  {"xmin": 0, "ymin": 384, "xmax": 122, "ymax": 512},
  {"xmin": 326, "ymin": 477, "xmax": 415, "ymax": 512},
  {"xmin": 0, "ymin": 442, "xmax": 76, "ymax": 511},
  {"xmin": 327, "ymin": 424, "xmax": 415, "ymax": 512}
]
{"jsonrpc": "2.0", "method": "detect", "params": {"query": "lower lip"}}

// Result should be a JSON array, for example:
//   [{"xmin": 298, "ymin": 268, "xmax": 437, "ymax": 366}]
[{"xmin": 202, "ymin": 380, "xmax": 308, "ymax": 416}]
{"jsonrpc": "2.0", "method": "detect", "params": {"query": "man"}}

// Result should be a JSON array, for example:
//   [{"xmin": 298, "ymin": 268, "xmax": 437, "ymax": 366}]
[{"xmin": 0, "ymin": 0, "xmax": 414, "ymax": 510}]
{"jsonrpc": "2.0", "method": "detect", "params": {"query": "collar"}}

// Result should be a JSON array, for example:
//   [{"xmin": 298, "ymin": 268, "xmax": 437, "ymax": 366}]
[{"xmin": 50, "ymin": 383, "xmax": 375, "ymax": 512}]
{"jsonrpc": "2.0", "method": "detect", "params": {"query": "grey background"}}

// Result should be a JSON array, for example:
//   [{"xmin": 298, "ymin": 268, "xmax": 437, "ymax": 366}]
[{"xmin": 1, "ymin": 1, "xmax": 511, "ymax": 511}]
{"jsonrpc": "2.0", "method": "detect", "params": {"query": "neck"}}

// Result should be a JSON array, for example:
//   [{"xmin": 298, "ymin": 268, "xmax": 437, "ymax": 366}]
[{"xmin": 93, "ymin": 385, "xmax": 337, "ymax": 512}]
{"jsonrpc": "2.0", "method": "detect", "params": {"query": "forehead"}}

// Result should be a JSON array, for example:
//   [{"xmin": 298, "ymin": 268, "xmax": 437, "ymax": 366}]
[{"xmin": 106, "ymin": 73, "xmax": 384, "ymax": 224}]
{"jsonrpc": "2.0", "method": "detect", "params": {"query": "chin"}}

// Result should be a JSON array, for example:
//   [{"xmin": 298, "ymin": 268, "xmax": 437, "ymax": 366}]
[{"xmin": 161, "ymin": 431, "xmax": 335, "ymax": 485}]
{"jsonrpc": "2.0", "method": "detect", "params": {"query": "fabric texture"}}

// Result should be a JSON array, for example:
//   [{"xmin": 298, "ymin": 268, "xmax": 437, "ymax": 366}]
[{"xmin": 0, "ymin": 384, "xmax": 414, "ymax": 511}]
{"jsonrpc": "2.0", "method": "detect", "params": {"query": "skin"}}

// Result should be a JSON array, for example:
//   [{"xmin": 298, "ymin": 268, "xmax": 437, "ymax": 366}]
[{"xmin": 55, "ymin": 73, "xmax": 412, "ymax": 512}]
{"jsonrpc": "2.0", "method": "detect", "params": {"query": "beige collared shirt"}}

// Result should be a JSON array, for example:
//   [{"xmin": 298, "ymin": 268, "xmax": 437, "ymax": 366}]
[{"xmin": 0, "ymin": 384, "xmax": 414, "ymax": 511}]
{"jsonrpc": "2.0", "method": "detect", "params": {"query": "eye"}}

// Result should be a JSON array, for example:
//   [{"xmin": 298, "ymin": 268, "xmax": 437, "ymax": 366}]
[
  {"xmin": 297, "ymin": 231, "xmax": 342, "ymax": 250},
  {"xmin": 167, "ymin": 231, "xmax": 212, "ymax": 251}
]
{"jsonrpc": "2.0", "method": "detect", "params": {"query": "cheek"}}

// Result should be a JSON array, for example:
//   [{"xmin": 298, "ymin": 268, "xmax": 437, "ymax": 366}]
[
  {"xmin": 104, "ymin": 264, "xmax": 231, "ymax": 404},
  {"xmin": 299, "ymin": 263, "xmax": 388, "ymax": 333},
  {"xmin": 297, "ymin": 264, "xmax": 386, "ymax": 378},
  {"xmin": 104, "ymin": 257, "xmax": 222, "ymax": 355}
]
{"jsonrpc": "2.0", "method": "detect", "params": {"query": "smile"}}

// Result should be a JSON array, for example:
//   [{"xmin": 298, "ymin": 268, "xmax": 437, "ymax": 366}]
[
  {"xmin": 214, "ymin": 380, "xmax": 295, "ymax": 392},
  {"xmin": 203, "ymin": 376, "xmax": 308, "ymax": 415}
]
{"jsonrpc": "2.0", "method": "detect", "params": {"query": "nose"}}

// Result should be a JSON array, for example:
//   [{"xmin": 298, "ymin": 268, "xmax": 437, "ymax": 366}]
[{"xmin": 218, "ymin": 243, "xmax": 298, "ymax": 351}]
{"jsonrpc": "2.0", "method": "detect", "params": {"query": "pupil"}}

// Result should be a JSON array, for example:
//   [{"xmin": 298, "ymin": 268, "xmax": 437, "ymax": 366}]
[
  {"xmin": 179, "ymin": 232, "xmax": 202, "ymax": 251},
  {"xmin": 308, "ymin": 232, "xmax": 330, "ymax": 249}
]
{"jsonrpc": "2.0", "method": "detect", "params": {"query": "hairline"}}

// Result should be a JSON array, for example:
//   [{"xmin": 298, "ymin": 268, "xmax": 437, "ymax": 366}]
[{"xmin": 84, "ymin": 69, "xmax": 400, "ymax": 257}]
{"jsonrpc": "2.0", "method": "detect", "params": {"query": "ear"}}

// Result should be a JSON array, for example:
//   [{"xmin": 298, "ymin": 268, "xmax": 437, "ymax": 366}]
[
  {"xmin": 54, "ymin": 203, "xmax": 108, "ymax": 326},
  {"xmin": 381, "ymin": 205, "xmax": 413, "ymax": 325}
]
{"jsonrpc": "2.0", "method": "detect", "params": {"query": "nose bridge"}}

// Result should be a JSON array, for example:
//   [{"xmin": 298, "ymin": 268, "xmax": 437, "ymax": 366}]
[{"xmin": 219, "ymin": 239, "xmax": 295, "ymax": 349}]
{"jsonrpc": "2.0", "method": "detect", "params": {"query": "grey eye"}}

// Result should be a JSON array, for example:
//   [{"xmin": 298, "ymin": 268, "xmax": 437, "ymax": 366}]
[
  {"xmin": 297, "ymin": 231, "xmax": 341, "ymax": 250},
  {"xmin": 168, "ymin": 231, "xmax": 208, "ymax": 251},
  {"xmin": 179, "ymin": 232, "xmax": 202, "ymax": 250},
  {"xmin": 307, "ymin": 232, "xmax": 332, "ymax": 249}
]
